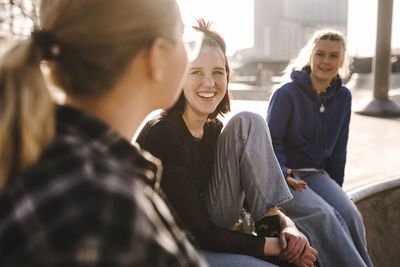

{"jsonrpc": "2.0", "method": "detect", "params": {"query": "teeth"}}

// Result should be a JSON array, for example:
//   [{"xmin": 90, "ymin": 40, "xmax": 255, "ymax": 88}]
[{"xmin": 198, "ymin": 92, "xmax": 215, "ymax": 98}]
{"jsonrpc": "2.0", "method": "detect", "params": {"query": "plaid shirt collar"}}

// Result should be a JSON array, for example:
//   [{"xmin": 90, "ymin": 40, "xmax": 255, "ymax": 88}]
[{"xmin": 56, "ymin": 105, "xmax": 163, "ymax": 191}]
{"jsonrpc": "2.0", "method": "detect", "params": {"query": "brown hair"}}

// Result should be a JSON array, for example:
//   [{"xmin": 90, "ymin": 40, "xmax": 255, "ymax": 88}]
[
  {"xmin": 0, "ymin": 0, "xmax": 180, "ymax": 187},
  {"xmin": 167, "ymin": 18, "xmax": 231, "ymax": 120}
]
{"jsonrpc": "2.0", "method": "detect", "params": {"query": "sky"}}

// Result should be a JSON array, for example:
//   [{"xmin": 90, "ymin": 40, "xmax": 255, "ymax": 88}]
[
  {"xmin": 177, "ymin": 0, "xmax": 400, "ymax": 57},
  {"xmin": 177, "ymin": 0, "xmax": 254, "ymax": 56},
  {"xmin": 347, "ymin": 0, "xmax": 400, "ymax": 57}
]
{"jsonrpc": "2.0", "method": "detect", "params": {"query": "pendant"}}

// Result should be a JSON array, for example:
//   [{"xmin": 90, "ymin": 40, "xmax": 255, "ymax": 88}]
[{"xmin": 319, "ymin": 104, "xmax": 325, "ymax": 113}]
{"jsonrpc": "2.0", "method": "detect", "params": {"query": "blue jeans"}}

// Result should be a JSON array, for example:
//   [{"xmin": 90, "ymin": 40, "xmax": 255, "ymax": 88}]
[
  {"xmin": 282, "ymin": 172, "xmax": 373, "ymax": 267},
  {"xmin": 204, "ymin": 112, "xmax": 292, "ymax": 228}
]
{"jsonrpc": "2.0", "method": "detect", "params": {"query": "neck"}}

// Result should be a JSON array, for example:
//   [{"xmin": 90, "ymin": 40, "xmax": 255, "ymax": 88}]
[
  {"xmin": 65, "ymin": 85, "xmax": 152, "ymax": 142},
  {"xmin": 310, "ymin": 76, "xmax": 330, "ymax": 94},
  {"xmin": 182, "ymin": 109, "xmax": 207, "ymax": 139}
]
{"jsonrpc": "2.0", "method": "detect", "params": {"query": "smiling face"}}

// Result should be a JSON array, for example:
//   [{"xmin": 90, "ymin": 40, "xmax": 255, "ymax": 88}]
[
  {"xmin": 309, "ymin": 39, "xmax": 343, "ymax": 85},
  {"xmin": 182, "ymin": 45, "xmax": 228, "ymax": 120}
]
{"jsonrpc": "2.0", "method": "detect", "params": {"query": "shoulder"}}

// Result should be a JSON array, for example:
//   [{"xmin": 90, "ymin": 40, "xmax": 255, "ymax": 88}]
[
  {"xmin": 4, "ymin": 130, "xmax": 156, "ymax": 216},
  {"xmin": 273, "ymin": 82, "xmax": 299, "ymax": 98},
  {"xmin": 336, "ymin": 85, "xmax": 352, "ymax": 104},
  {"xmin": 269, "ymin": 82, "xmax": 298, "ymax": 107},
  {"xmin": 341, "ymin": 86, "xmax": 352, "ymax": 98},
  {"xmin": 207, "ymin": 118, "xmax": 223, "ymax": 133},
  {"xmin": 137, "ymin": 114, "xmax": 191, "ymax": 162},
  {"xmin": 137, "ymin": 114, "xmax": 185, "ymax": 147},
  {"xmin": 0, "ymin": 138, "xmax": 138, "ymax": 231}
]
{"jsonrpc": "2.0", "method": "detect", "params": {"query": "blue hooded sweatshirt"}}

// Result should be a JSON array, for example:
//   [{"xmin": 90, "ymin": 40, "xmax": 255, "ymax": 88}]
[{"xmin": 267, "ymin": 69, "xmax": 351, "ymax": 186}]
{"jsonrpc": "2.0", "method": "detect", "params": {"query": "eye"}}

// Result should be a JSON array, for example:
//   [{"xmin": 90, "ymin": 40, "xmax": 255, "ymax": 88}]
[
  {"xmin": 213, "ymin": 70, "xmax": 225, "ymax": 75},
  {"xmin": 330, "ymin": 54, "xmax": 339, "ymax": 58},
  {"xmin": 191, "ymin": 70, "xmax": 202, "ymax": 75}
]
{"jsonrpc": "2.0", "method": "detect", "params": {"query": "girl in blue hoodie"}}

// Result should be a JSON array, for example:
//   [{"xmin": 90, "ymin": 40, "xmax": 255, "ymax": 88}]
[{"xmin": 267, "ymin": 30, "xmax": 373, "ymax": 267}]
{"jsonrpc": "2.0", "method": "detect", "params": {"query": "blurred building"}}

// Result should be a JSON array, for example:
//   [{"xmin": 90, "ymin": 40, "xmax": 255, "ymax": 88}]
[
  {"xmin": 232, "ymin": 0, "xmax": 348, "ymax": 77},
  {"xmin": 254, "ymin": 0, "xmax": 347, "ymax": 61}
]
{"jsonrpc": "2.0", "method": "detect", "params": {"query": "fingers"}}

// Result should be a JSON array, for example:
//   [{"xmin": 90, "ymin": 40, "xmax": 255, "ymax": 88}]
[
  {"xmin": 287, "ymin": 241, "xmax": 303, "ymax": 262},
  {"xmin": 310, "ymin": 246, "xmax": 318, "ymax": 256},
  {"xmin": 294, "ymin": 180, "xmax": 308, "ymax": 191},
  {"xmin": 279, "ymin": 231, "xmax": 287, "ymax": 249},
  {"xmin": 293, "ymin": 257, "xmax": 314, "ymax": 267},
  {"xmin": 292, "ymin": 245, "xmax": 318, "ymax": 267},
  {"xmin": 279, "ymin": 234, "xmax": 307, "ymax": 262},
  {"xmin": 298, "ymin": 181, "xmax": 307, "ymax": 188},
  {"xmin": 286, "ymin": 175, "xmax": 308, "ymax": 192},
  {"xmin": 302, "ymin": 245, "xmax": 317, "ymax": 262}
]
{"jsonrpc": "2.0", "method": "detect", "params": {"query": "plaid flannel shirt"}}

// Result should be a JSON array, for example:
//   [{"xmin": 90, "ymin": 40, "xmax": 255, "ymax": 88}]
[{"xmin": 0, "ymin": 106, "xmax": 207, "ymax": 267}]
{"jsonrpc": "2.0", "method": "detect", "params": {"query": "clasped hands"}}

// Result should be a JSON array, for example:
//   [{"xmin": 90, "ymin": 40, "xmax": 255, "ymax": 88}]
[
  {"xmin": 279, "ymin": 225, "xmax": 318, "ymax": 267},
  {"xmin": 263, "ymin": 211, "xmax": 318, "ymax": 267}
]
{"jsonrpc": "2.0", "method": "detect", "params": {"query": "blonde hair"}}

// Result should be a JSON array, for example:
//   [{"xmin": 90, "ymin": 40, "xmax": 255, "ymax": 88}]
[
  {"xmin": 0, "ymin": 0, "xmax": 179, "ymax": 187},
  {"xmin": 282, "ymin": 29, "xmax": 352, "ymax": 83}
]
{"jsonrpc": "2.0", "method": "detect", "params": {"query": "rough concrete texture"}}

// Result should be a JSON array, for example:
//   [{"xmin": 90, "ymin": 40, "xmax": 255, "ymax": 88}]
[{"xmin": 352, "ymin": 181, "xmax": 400, "ymax": 267}]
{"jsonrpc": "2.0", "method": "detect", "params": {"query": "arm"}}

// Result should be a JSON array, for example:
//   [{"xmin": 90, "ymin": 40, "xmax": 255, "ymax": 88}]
[
  {"xmin": 325, "ymin": 92, "xmax": 352, "ymax": 187},
  {"xmin": 267, "ymin": 89, "xmax": 307, "ymax": 191},
  {"xmin": 266, "ymin": 89, "xmax": 292, "ymax": 178}
]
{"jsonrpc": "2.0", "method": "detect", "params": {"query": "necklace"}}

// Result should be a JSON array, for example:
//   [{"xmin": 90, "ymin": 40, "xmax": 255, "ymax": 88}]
[
  {"xmin": 318, "ymin": 96, "xmax": 325, "ymax": 113},
  {"xmin": 313, "ymin": 87, "xmax": 327, "ymax": 113},
  {"xmin": 313, "ymin": 87, "xmax": 327, "ymax": 95},
  {"xmin": 319, "ymin": 102, "xmax": 325, "ymax": 113}
]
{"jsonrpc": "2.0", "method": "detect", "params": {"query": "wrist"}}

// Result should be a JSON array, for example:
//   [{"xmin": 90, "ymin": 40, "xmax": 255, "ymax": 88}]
[
  {"xmin": 277, "ymin": 211, "xmax": 288, "ymax": 229},
  {"xmin": 264, "ymin": 237, "xmax": 281, "ymax": 256}
]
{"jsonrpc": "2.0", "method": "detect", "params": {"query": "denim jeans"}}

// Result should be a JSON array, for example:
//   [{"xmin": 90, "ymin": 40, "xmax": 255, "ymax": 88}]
[
  {"xmin": 282, "ymin": 171, "xmax": 373, "ymax": 267},
  {"xmin": 204, "ymin": 111, "xmax": 292, "ymax": 231},
  {"xmin": 204, "ymin": 251, "xmax": 279, "ymax": 267}
]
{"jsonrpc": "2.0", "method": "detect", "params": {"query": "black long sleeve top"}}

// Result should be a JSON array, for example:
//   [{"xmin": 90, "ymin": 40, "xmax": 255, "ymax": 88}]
[{"xmin": 137, "ymin": 113, "xmax": 265, "ymax": 257}]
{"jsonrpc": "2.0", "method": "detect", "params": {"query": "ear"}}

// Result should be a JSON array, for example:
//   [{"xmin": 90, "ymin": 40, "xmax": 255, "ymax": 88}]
[{"xmin": 146, "ymin": 38, "xmax": 166, "ymax": 82}]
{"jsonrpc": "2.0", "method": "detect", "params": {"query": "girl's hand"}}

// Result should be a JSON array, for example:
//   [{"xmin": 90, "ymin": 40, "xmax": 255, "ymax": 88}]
[
  {"xmin": 286, "ymin": 169, "xmax": 307, "ymax": 192},
  {"xmin": 292, "ymin": 244, "xmax": 318, "ymax": 267}
]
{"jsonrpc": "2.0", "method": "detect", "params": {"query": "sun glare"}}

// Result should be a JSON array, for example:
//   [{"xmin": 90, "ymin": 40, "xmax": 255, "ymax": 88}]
[
  {"xmin": 178, "ymin": 0, "xmax": 400, "ymax": 58},
  {"xmin": 177, "ymin": 0, "xmax": 254, "ymax": 56}
]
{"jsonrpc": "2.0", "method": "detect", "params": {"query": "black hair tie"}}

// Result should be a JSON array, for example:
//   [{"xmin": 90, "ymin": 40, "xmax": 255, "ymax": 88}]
[{"xmin": 31, "ymin": 30, "xmax": 61, "ymax": 60}]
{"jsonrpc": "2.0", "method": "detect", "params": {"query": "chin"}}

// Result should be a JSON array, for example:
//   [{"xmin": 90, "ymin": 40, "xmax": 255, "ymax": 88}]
[{"xmin": 317, "ymin": 74, "xmax": 335, "ymax": 82}]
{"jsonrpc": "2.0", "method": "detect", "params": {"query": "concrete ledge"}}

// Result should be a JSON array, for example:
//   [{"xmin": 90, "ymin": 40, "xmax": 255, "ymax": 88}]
[
  {"xmin": 348, "ymin": 177, "xmax": 400, "ymax": 202},
  {"xmin": 348, "ymin": 178, "xmax": 400, "ymax": 267},
  {"xmin": 229, "ymin": 83, "xmax": 273, "ymax": 101}
]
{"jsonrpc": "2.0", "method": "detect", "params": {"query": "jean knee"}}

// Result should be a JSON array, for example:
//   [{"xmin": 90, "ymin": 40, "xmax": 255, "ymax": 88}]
[
  {"xmin": 340, "ymin": 202, "xmax": 364, "ymax": 227},
  {"xmin": 231, "ymin": 111, "xmax": 264, "ymax": 124},
  {"xmin": 229, "ymin": 111, "xmax": 268, "ymax": 132}
]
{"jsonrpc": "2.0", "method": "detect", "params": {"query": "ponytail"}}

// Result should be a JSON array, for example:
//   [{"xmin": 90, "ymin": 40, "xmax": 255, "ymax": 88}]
[{"xmin": 0, "ymin": 40, "xmax": 54, "ymax": 188}]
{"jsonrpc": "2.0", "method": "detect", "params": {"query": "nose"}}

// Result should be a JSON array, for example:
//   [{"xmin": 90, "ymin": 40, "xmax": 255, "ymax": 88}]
[
  {"xmin": 322, "ymin": 56, "xmax": 330, "ymax": 64},
  {"xmin": 203, "ymin": 73, "xmax": 215, "ymax": 87}
]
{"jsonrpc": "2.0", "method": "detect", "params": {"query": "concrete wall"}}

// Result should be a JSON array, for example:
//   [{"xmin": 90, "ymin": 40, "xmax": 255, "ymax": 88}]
[{"xmin": 349, "ymin": 178, "xmax": 400, "ymax": 267}]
